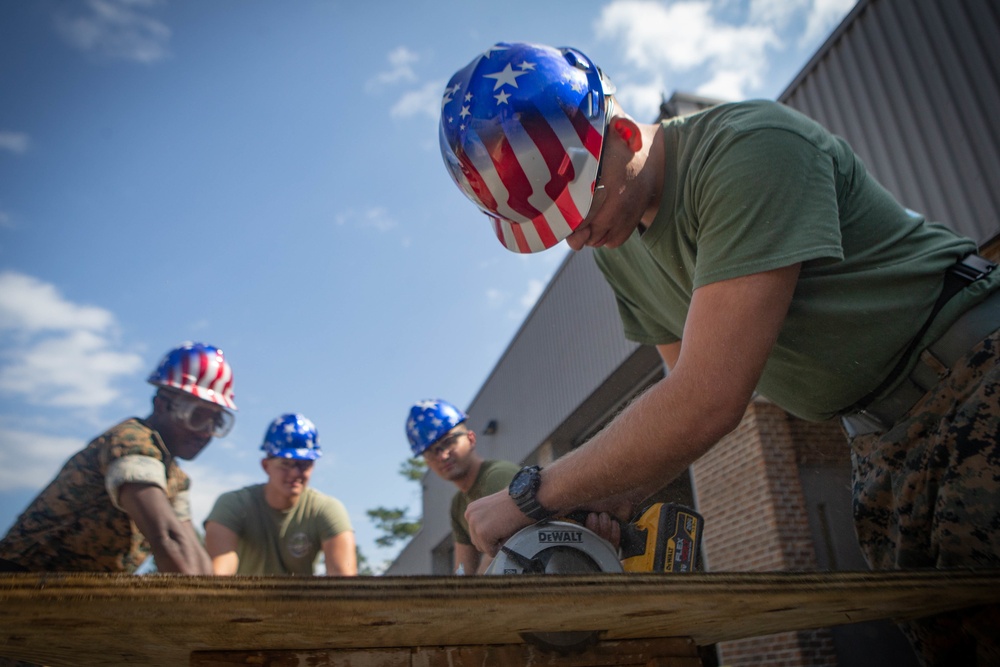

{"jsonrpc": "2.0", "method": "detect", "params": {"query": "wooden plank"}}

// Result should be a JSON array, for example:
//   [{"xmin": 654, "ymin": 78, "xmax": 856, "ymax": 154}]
[
  {"xmin": 190, "ymin": 647, "xmax": 411, "ymax": 667},
  {"xmin": 1, "ymin": 570, "xmax": 998, "ymax": 667},
  {"xmin": 190, "ymin": 638, "xmax": 701, "ymax": 667}
]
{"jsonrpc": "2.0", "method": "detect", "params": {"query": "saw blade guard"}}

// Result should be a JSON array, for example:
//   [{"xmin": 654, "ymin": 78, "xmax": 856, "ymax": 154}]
[{"xmin": 485, "ymin": 520, "xmax": 624, "ymax": 575}]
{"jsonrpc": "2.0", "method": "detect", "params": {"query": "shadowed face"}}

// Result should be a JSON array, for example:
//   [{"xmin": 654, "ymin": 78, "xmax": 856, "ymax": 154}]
[
  {"xmin": 422, "ymin": 426, "xmax": 477, "ymax": 482},
  {"xmin": 153, "ymin": 391, "xmax": 229, "ymax": 460}
]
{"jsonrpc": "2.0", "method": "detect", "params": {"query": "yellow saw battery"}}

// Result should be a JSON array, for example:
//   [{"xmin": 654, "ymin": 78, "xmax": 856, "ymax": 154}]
[{"xmin": 620, "ymin": 503, "xmax": 703, "ymax": 573}]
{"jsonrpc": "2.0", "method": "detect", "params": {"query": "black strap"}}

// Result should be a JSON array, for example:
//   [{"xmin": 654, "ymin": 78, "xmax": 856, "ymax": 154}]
[{"xmin": 854, "ymin": 254, "xmax": 995, "ymax": 412}]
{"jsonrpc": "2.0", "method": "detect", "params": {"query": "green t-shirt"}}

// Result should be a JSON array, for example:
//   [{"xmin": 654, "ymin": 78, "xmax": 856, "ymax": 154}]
[
  {"xmin": 595, "ymin": 100, "xmax": 997, "ymax": 421},
  {"xmin": 205, "ymin": 484, "xmax": 352, "ymax": 575},
  {"xmin": 450, "ymin": 460, "xmax": 520, "ymax": 546}
]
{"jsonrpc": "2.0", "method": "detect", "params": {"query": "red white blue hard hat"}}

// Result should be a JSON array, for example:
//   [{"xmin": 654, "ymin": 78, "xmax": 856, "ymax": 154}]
[
  {"xmin": 439, "ymin": 42, "xmax": 615, "ymax": 253},
  {"xmin": 406, "ymin": 399, "xmax": 468, "ymax": 456},
  {"xmin": 147, "ymin": 342, "xmax": 237, "ymax": 410},
  {"xmin": 261, "ymin": 413, "xmax": 321, "ymax": 461}
]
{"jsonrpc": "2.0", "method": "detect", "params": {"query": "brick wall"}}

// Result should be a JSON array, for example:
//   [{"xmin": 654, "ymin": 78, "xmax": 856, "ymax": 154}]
[
  {"xmin": 981, "ymin": 239, "xmax": 999, "ymax": 264},
  {"xmin": 692, "ymin": 399, "xmax": 839, "ymax": 667}
]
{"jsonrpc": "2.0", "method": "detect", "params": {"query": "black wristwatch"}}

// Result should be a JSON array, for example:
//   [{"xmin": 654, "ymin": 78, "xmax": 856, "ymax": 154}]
[{"xmin": 508, "ymin": 465, "xmax": 554, "ymax": 521}]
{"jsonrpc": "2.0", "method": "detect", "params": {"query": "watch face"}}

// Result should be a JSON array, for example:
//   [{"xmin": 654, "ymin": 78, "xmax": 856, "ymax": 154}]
[{"xmin": 510, "ymin": 470, "xmax": 532, "ymax": 496}]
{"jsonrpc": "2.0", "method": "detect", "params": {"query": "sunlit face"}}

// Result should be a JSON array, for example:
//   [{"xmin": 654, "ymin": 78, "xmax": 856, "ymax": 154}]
[
  {"xmin": 263, "ymin": 457, "xmax": 315, "ymax": 500},
  {"xmin": 421, "ymin": 426, "xmax": 476, "ymax": 482}
]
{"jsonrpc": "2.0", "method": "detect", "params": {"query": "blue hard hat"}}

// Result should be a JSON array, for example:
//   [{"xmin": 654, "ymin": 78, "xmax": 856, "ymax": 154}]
[
  {"xmin": 406, "ymin": 399, "xmax": 468, "ymax": 456},
  {"xmin": 261, "ymin": 413, "xmax": 321, "ymax": 460}
]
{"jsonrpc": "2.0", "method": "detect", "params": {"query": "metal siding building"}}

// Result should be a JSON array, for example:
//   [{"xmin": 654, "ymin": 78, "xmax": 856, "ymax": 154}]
[
  {"xmin": 388, "ymin": 0, "xmax": 1000, "ymax": 595},
  {"xmin": 779, "ymin": 0, "xmax": 1000, "ymax": 246}
]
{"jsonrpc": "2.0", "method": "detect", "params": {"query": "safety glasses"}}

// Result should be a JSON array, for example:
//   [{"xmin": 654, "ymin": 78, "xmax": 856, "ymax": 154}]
[
  {"xmin": 167, "ymin": 395, "xmax": 234, "ymax": 437},
  {"xmin": 424, "ymin": 430, "xmax": 470, "ymax": 459},
  {"xmin": 270, "ymin": 458, "xmax": 314, "ymax": 473},
  {"xmin": 594, "ymin": 94, "xmax": 616, "ymax": 193}
]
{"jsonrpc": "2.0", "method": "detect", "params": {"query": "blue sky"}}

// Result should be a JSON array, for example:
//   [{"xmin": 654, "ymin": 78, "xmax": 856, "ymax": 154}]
[{"xmin": 0, "ymin": 0, "xmax": 856, "ymax": 570}]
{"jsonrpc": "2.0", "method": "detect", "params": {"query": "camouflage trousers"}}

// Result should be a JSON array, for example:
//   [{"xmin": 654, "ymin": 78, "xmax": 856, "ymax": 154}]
[{"xmin": 851, "ymin": 329, "xmax": 1000, "ymax": 666}]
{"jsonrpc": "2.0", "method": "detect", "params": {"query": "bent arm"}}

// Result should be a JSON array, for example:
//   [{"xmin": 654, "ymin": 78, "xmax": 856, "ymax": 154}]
[
  {"xmin": 323, "ymin": 531, "xmax": 358, "ymax": 576},
  {"xmin": 540, "ymin": 264, "xmax": 801, "ymax": 510},
  {"xmin": 119, "ymin": 482, "xmax": 213, "ymax": 574},
  {"xmin": 657, "ymin": 341, "xmax": 681, "ymax": 372},
  {"xmin": 468, "ymin": 264, "xmax": 801, "ymax": 555},
  {"xmin": 204, "ymin": 521, "xmax": 241, "ymax": 575}
]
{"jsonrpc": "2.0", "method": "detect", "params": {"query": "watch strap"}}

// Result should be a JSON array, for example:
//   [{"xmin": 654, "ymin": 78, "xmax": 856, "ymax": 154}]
[{"xmin": 510, "ymin": 465, "xmax": 554, "ymax": 521}]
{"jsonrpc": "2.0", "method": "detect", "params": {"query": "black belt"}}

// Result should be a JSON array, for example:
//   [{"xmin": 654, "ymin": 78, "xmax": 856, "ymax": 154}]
[{"xmin": 841, "ymin": 254, "xmax": 998, "ymax": 438}]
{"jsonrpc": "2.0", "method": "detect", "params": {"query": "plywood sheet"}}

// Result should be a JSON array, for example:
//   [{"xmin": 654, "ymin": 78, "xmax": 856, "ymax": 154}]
[{"xmin": 1, "ymin": 570, "xmax": 998, "ymax": 666}]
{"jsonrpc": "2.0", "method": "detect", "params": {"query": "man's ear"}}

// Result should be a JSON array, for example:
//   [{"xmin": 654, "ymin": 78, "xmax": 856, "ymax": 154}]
[
  {"xmin": 151, "ymin": 392, "xmax": 169, "ymax": 416},
  {"xmin": 467, "ymin": 430, "xmax": 477, "ymax": 449},
  {"xmin": 611, "ymin": 117, "xmax": 642, "ymax": 152},
  {"xmin": 260, "ymin": 458, "xmax": 270, "ymax": 474}
]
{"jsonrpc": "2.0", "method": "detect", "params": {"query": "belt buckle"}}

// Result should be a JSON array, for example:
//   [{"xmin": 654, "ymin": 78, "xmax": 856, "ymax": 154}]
[
  {"xmin": 952, "ymin": 254, "xmax": 996, "ymax": 282},
  {"xmin": 841, "ymin": 409, "xmax": 888, "ymax": 438}
]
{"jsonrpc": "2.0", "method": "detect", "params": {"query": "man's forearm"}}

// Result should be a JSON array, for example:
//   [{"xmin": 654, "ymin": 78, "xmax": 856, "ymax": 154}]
[
  {"xmin": 535, "ymin": 371, "xmax": 747, "ymax": 518},
  {"xmin": 148, "ymin": 526, "xmax": 213, "ymax": 574}
]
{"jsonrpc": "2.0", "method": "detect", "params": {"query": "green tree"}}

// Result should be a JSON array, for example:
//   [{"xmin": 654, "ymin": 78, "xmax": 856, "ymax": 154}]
[{"xmin": 358, "ymin": 457, "xmax": 426, "ymax": 573}]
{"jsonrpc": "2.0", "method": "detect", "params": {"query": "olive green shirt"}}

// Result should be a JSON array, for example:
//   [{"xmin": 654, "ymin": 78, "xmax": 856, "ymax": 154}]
[
  {"xmin": 595, "ymin": 100, "xmax": 997, "ymax": 421},
  {"xmin": 450, "ymin": 460, "xmax": 520, "ymax": 546},
  {"xmin": 205, "ymin": 484, "xmax": 352, "ymax": 575}
]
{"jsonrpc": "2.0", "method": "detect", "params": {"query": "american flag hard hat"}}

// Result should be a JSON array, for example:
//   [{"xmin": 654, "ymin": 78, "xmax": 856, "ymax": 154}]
[
  {"xmin": 147, "ymin": 342, "xmax": 237, "ymax": 410},
  {"xmin": 439, "ymin": 42, "xmax": 615, "ymax": 254}
]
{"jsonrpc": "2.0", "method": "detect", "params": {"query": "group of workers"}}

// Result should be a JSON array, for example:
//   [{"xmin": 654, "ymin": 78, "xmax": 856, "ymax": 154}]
[
  {"xmin": 1, "ymin": 40, "xmax": 998, "ymax": 665},
  {"xmin": 0, "ymin": 344, "xmax": 501, "ymax": 579}
]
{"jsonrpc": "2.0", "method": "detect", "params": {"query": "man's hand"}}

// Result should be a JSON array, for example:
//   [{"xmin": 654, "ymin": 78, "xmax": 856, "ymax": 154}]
[
  {"xmin": 466, "ymin": 490, "xmax": 532, "ymax": 556},
  {"xmin": 584, "ymin": 512, "xmax": 622, "ymax": 548},
  {"xmin": 323, "ymin": 531, "xmax": 358, "ymax": 576},
  {"xmin": 204, "ymin": 521, "xmax": 240, "ymax": 575}
]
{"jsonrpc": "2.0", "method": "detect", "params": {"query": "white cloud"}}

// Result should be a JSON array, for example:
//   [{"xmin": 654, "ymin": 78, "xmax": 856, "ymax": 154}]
[
  {"xmin": 487, "ymin": 279, "xmax": 547, "ymax": 320},
  {"xmin": 0, "ymin": 271, "xmax": 143, "ymax": 408},
  {"xmin": 53, "ymin": 0, "xmax": 171, "ymax": 64},
  {"xmin": 335, "ymin": 207, "xmax": 398, "ymax": 233},
  {"xmin": 0, "ymin": 330, "xmax": 144, "ymax": 407},
  {"xmin": 597, "ymin": 0, "xmax": 779, "ymax": 101},
  {"xmin": 0, "ymin": 132, "xmax": 30, "ymax": 155},
  {"xmin": 0, "ymin": 428, "xmax": 84, "ymax": 490},
  {"xmin": 390, "ymin": 80, "xmax": 446, "ymax": 120},
  {"xmin": 519, "ymin": 279, "xmax": 545, "ymax": 311},
  {"xmin": 181, "ymin": 460, "xmax": 257, "ymax": 529},
  {"xmin": 749, "ymin": 0, "xmax": 809, "ymax": 29},
  {"xmin": 0, "ymin": 272, "xmax": 112, "ymax": 332},
  {"xmin": 366, "ymin": 46, "xmax": 420, "ymax": 92},
  {"xmin": 801, "ymin": 0, "xmax": 857, "ymax": 47},
  {"xmin": 365, "ymin": 46, "xmax": 444, "ymax": 121},
  {"xmin": 486, "ymin": 288, "xmax": 507, "ymax": 308},
  {"xmin": 614, "ymin": 76, "xmax": 670, "ymax": 124}
]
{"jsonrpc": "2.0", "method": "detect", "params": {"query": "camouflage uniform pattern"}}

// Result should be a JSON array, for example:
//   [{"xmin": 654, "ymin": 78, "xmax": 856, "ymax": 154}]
[
  {"xmin": 851, "ymin": 329, "xmax": 1000, "ymax": 666},
  {"xmin": 0, "ymin": 418, "xmax": 189, "ymax": 573}
]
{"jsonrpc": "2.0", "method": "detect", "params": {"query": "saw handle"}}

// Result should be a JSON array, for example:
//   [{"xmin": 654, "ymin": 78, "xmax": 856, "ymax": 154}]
[
  {"xmin": 620, "ymin": 503, "xmax": 703, "ymax": 573},
  {"xmin": 560, "ymin": 504, "xmax": 703, "ymax": 573}
]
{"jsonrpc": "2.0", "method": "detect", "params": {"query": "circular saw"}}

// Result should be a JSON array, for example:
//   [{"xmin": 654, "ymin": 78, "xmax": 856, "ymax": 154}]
[{"xmin": 484, "ymin": 519, "xmax": 623, "ymax": 652}]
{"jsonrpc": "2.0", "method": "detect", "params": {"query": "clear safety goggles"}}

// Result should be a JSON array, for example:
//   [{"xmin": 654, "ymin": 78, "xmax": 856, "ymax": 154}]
[
  {"xmin": 423, "ymin": 430, "xmax": 470, "ymax": 459},
  {"xmin": 167, "ymin": 395, "xmax": 234, "ymax": 437}
]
